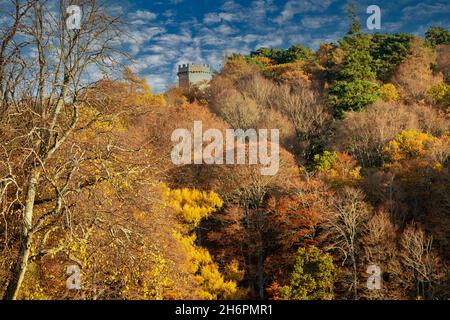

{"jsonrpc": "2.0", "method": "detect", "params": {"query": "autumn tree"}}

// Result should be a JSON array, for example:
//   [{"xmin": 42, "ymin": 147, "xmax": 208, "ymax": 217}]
[
  {"xmin": 321, "ymin": 187, "xmax": 371, "ymax": 299},
  {"xmin": 436, "ymin": 44, "xmax": 450, "ymax": 83},
  {"xmin": 330, "ymin": 101, "xmax": 420, "ymax": 167},
  {"xmin": 0, "ymin": 0, "xmax": 125, "ymax": 300},
  {"xmin": 314, "ymin": 43, "xmax": 345, "ymax": 88},
  {"xmin": 270, "ymin": 80, "xmax": 333, "ymax": 159},
  {"xmin": 165, "ymin": 187, "xmax": 246, "ymax": 300},
  {"xmin": 400, "ymin": 223, "xmax": 448, "ymax": 299},
  {"xmin": 361, "ymin": 210, "xmax": 406, "ymax": 299},
  {"xmin": 1, "ymin": 67, "xmax": 180, "ymax": 299},
  {"xmin": 263, "ymin": 178, "xmax": 333, "ymax": 288},
  {"xmin": 382, "ymin": 129, "xmax": 450, "ymax": 245},
  {"xmin": 392, "ymin": 38, "xmax": 443, "ymax": 102},
  {"xmin": 208, "ymin": 58, "xmax": 332, "ymax": 159}
]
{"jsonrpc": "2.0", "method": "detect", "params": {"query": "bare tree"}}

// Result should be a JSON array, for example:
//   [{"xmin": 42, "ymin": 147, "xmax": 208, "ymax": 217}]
[
  {"xmin": 208, "ymin": 82, "xmax": 261, "ymax": 130},
  {"xmin": 330, "ymin": 101, "xmax": 419, "ymax": 167},
  {"xmin": 436, "ymin": 44, "xmax": 450, "ymax": 83},
  {"xmin": 0, "ymin": 0, "xmax": 124, "ymax": 300},
  {"xmin": 400, "ymin": 222, "xmax": 447, "ymax": 299},
  {"xmin": 237, "ymin": 74, "xmax": 274, "ymax": 109},
  {"xmin": 322, "ymin": 187, "xmax": 371, "ymax": 299},
  {"xmin": 0, "ymin": 0, "xmax": 38, "ymax": 119},
  {"xmin": 272, "ymin": 81, "xmax": 332, "ymax": 159},
  {"xmin": 361, "ymin": 209, "xmax": 407, "ymax": 299},
  {"xmin": 392, "ymin": 38, "xmax": 442, "ymax": 102}
]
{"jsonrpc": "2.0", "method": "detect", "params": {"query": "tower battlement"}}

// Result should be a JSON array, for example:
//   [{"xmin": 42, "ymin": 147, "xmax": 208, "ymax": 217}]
[
  {"xmin": 177, "ymin": 63, "xmax": 211, "ymax": 74},
  {"xmin": 177, "ymin": 63, "xmax": 212, "ymax": 91}
]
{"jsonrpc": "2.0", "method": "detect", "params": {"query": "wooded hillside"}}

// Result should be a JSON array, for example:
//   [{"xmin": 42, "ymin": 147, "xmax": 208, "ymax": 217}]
[{"xmin": 0, "ymin": 1, "xmax": 449, "ymax": 300}]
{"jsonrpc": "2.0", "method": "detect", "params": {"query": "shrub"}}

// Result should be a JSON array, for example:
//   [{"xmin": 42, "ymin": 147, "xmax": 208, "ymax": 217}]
[
  {"xmin": 380, "ymin": 83, "xmax": 400, "ymax": 102},
  {"xmin": 313, "ymin": 151, "xmax": 337, "ymax": 172},
  {"xmin": 428, "ymin": 83, "xmax": 450, "ymax": 106}
]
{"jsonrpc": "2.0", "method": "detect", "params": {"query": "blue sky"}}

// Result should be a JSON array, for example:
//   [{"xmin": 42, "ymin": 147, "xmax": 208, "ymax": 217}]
[{"xmin": 113, "ymin": 0, "xmax": 450, "ymax": 92}]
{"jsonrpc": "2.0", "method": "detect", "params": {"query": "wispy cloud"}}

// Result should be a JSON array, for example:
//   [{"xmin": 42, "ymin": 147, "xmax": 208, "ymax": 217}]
[
  {"xmin": 275, "ymin": 0, "xmax": 335, "ymax": 24},
  {"xmin": 116, "ymin": 0, "xmax": 444, "ymax": 92},
  {"xmin": 401, "ymin": 1, "xmax": 450, "ymax": 19},
  {"xmin": 301, "ymin": 15, "xmax": 338, "ymax": 29}
]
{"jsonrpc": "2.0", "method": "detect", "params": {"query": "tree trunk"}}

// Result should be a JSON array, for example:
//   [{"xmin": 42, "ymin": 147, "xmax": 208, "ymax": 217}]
[
  {"xmin": 351, "ymin": 252, "xmax": 358, "ymax": 300},
  {"xmin": 3, "ymin": 169, "xmax": 40, "ymax": 300},
  {"xmin": 257, "ymin": 249, "xmax": 264, "ymax": 299}
]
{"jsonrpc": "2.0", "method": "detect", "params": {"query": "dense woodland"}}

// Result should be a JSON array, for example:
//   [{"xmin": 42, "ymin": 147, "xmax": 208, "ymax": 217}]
[{"xmin": 0, "ymin": 1, "xmax": 449, "ymax": 300}]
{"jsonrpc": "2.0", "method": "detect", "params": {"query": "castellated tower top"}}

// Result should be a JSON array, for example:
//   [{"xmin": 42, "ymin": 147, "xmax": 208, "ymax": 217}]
[{"xmin": 177, "ymin": 63, "xmax": 212, "ymax": 91}]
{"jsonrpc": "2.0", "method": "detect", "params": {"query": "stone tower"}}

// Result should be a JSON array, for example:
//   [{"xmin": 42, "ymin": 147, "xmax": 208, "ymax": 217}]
[{"xmin": 177, "ymin": 63, "xmax": 212, "ymax": 91}]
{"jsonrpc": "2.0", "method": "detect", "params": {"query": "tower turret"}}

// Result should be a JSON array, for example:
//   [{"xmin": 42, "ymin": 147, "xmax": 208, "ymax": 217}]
[{"xmin": 177, "ymin": 63, "xmax": 212, "ymax": 91}]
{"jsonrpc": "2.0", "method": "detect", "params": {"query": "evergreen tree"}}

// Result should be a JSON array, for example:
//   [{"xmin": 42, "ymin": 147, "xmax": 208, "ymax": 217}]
[
  {"xmin": 328, "ymin": 34, "xmax": 380, "ymax": 117},
  {"xmin": 426, "ymin": 26, "xmax": 450, "ymax": 46},
  {"xmin": 347, "ymin": 3, "xmax": 361, "ymax": 35},
  {"xmin": 371, "ymin": 33, "xmax": 414, "ymax": 81}
]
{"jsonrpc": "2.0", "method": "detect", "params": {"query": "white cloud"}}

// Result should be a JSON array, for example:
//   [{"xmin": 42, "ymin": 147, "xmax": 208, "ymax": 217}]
[
  {"xmin": 301, "ymin": 16, "xmax": 337, "ymax": 29},
  {"xmin": 275, "ymin": 0, "xmax": 335, "ymax": 24},
  {"xmin": 129, "ymin": 9, "xmax": 157, "ymax": 21},
  {"xmin": 402, "ymin": 2, "xmax": 450, "ymax": 19},
  {"xmin": 383, "ymin": 21, "xmax": 404, "ymax": 32},
  {"xmin": 156, "ymin": 32, "xmax": 192, "ymax": 44},
  {"xmin": 255, "ymin": 37, "xmax": 283, "ymax": 49},
  {"xmin": 214, "ymin": 24, "xmax": 237, "ymax": 35},
  {"xmin": 252, "ymin": 0, "xmax": 277, "ymax": 18},
  {"xmin": 221, "ymin": 0, "xmax": 241, "ymax": 11},
  {"xmin": 145, "ymin": 75, "xmax": 172, "ymax": 92},
  {"xmin": 241, "ymin": 34, "xmax": 263, "ymax": 43},
  {"xmin": 203, "ymin": 12, "xmax": 237, "ymax": 24},
  {"xmin": 200, "ymin": 34, "xmax": 227, "ymax": 46},
  {"xmin": 163, "ymin": 10, "xmax": 176, "ymax": 18}
]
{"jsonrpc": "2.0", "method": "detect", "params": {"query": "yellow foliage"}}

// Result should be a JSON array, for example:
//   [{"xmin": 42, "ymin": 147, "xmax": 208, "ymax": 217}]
[
  {"xmin": 164, "ymin": 187, "xmax": 223, "ymax": 226},
  {"xmin": 254, "ymin": 56, "xmax": 274, "ymax": 67},
  {"xmin": 75, "ymin": 105, "xmax": 126, "ymax": 142},
  {"xmin": 321, "ymin": 153, "xmax": 362, "ymax": 188},
  {"xmin": 83, "ymin": 68, "xmax": 167, "ymax": 110},
  {"xmin": 20, "ymin": 263, "xmax": 55, "ymax": 300},
  {"xmin": 174, "ymin": 232, "xmax": 239, "ymax": 300},
  {"xmin": 224, "ymin": 259, "xmax": 245, "ymax": 283},
  {"xmin": 380, "ymin": 83, "xmax": 400, "ymax": 102},
  {"xmin": 428, "ymin": 83, "xmax": 450, "ymax": 106},
  {"xmin": 266, "ymin": 62, "xmax": 310, "ymax": 83},
  {"xmin": 384, "ymin": 130, "xmax": 438, "ymax": 162},
  {"xmin": 164, "ymin": 185, "xmax": 240, "ymax": 299}
]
